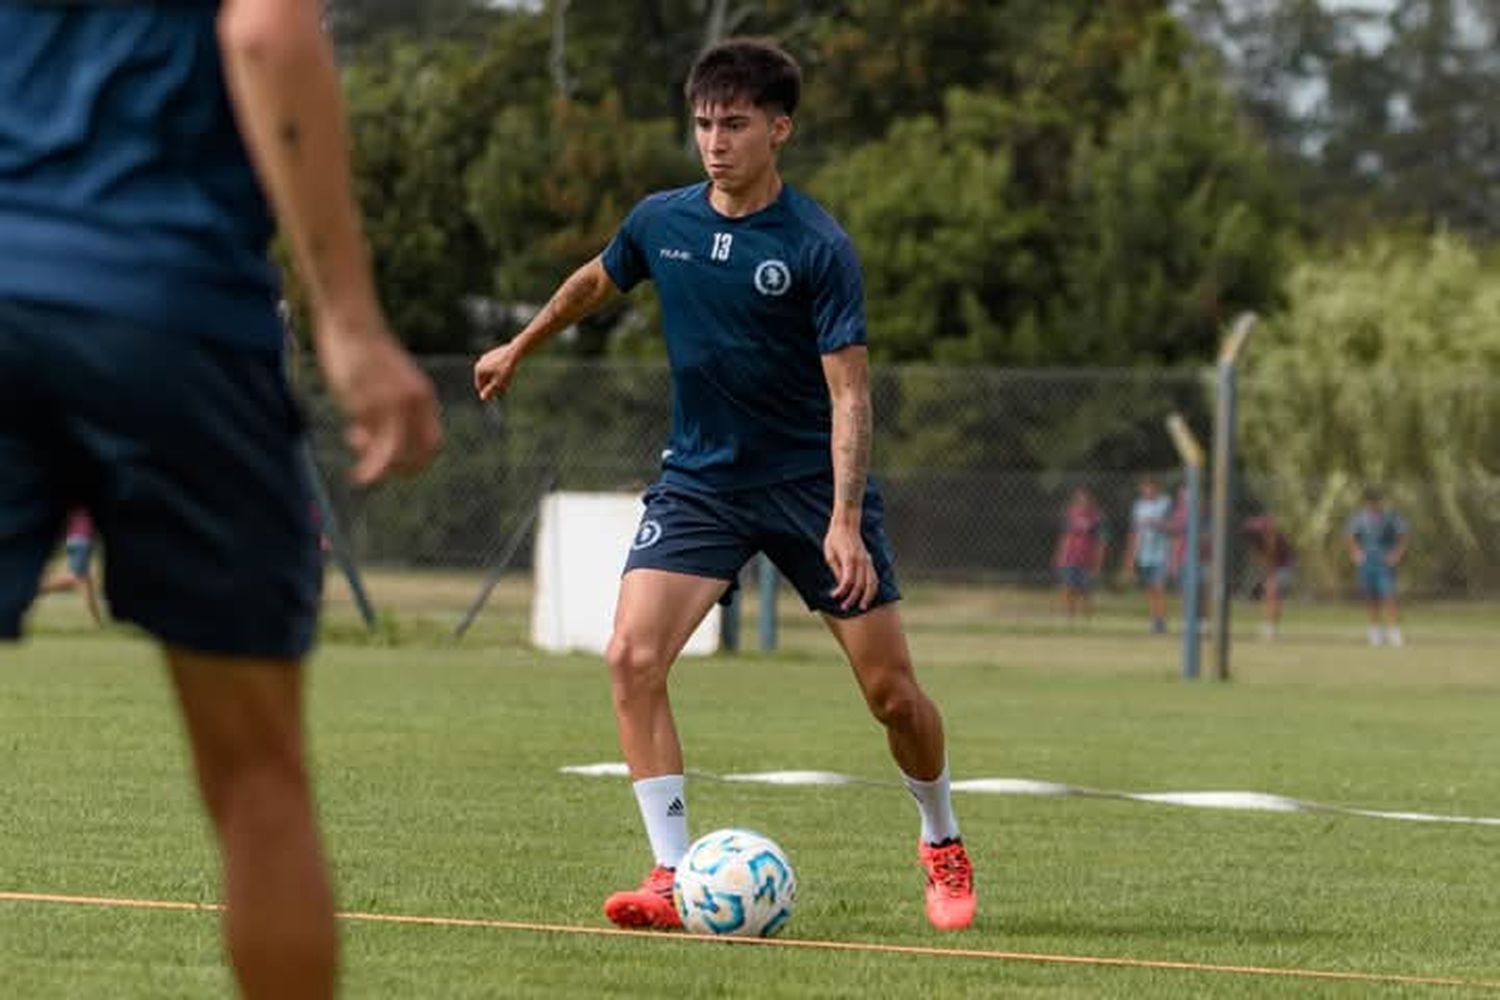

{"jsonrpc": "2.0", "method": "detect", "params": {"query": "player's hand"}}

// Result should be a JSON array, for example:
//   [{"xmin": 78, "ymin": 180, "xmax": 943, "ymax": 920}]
[
  {"xmin": 824, "ymin": 520, "xmax": 877, "ymax": 613},
  {"xmin": 316, "ymin": 311, "xmax": 442, "ymax": 486},
  {"xmin": 474, "ymin": 340, "xmax": 524, "ymax": 401}
]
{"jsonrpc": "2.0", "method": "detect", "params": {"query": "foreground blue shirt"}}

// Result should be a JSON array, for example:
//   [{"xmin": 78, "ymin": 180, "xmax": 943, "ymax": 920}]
[
  {"xmin": 602, "ymin": 182, "xmax": 867, "ymax": 492},
  {"xmin": 0, "ymin": 2, "xmax": 281, "ymax": 351}
]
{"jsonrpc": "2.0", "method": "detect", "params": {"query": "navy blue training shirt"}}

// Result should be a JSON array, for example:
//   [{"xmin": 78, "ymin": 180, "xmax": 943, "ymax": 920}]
[
  {"xmin": 602, "ymin": 182, "xmax": 868, "ymax": 492},
  {"xmin": 0, "ymin": 1, "xmax": 282, "ymax": 351}
]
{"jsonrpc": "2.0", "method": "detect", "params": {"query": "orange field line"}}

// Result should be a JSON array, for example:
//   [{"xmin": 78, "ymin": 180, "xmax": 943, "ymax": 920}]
[{"xmin": 3, "ymin": 889, "xmax": 1496, "ymax": 991}]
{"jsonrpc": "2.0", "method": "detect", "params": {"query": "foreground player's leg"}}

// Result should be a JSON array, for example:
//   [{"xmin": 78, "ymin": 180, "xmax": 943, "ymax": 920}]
[
  {"xmin": 602, "ymin": 569, "xmax": 730, "ymax": 929},
  {"xmin": 166, "ymin": 648, "xmax": 336, "ymax": 1000},
  {"xmin": 825, "ymin": 605, "xmax": 976, "ymax": 930}
]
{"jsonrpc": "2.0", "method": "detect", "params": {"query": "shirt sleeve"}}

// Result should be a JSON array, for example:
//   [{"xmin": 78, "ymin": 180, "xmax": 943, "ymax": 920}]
[
  {"xmin": 600, "ymin": 198, "xmax": 653, "ymax": 293},
  {"xmin": 809, "ymin": 235, "xmax": 868, "ymax": 354}
]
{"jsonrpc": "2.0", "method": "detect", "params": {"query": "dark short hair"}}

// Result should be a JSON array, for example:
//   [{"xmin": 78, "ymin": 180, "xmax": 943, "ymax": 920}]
[
  {"xmin": 685, "ymin": 38, "xmax": 802, "ymax": 117},
  {"xmin": 1363, "ymin": 485, "xmax": 1384, "ymax": 503}
]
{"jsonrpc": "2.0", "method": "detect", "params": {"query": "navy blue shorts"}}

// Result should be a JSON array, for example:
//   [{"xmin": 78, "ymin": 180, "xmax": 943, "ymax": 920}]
[
  {"xmin": 0, "ymin": 299, "xmax": 321, "ymax": 659},
  {"xmin": 623, "ymin": 476, "xmax": 901, "ymax": 618}
]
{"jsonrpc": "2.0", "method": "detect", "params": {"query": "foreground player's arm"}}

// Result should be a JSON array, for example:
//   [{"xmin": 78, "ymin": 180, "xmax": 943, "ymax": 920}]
[
  {"xmin": 821, "ymin": 346, "xmax": 878, "ymax": 612},
  {"xmin": 475, "ymin": 257, "xmax": 620, "ymax": 401},
  {"xmin": 218, "ymin": 0, "xmax": 440, "ymax": 484}
]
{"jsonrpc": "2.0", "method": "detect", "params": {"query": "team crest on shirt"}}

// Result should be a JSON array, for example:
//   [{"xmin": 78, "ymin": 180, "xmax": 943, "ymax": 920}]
[
  {"xmin": 633, "ymin": 519, "xmax": 664, "ymax": 550},
  {"xmin": 754, "ymin": 260, "xmax": 792, "ymax": 297}
]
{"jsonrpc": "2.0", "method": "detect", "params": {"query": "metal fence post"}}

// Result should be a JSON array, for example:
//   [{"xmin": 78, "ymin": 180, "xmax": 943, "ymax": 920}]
[
  {"xmin": 757, "ymin": 554, "xmax": 778, "ymax": 652},
  {"xmin": 1210, "ymin": 313, "xmax": 1256, "ymax": 682},
  {"xmin": 1166, "ymin": 415, "xmax": 1204, "ymax": 681}
]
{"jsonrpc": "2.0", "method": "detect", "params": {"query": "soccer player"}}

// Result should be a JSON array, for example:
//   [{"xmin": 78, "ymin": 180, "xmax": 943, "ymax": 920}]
[
  {"xmin": 1053, "ymin": 487, "xmax": 1106, "ymax": 622},
  {"xmin": 1120, "ymin": 476, "xmax": 1173, "ymax": 634},
  {"xmin": 36, "ymin": 508, "xmax": 103, "ymax": 627},
  {"xmin": 0, "ymin": 4, "xmax": 442, "ymax": 998},
  {"xmin": 1242, "ymin": 511, "xmax": 1296, "ymax": 640},
  {"xmin": 474, "ymin": 38, "xmax": 976, "ymax": 932},
  {"xmin": 1348, "ymin": 487, "xmax": 1409, "ymax": 646}
]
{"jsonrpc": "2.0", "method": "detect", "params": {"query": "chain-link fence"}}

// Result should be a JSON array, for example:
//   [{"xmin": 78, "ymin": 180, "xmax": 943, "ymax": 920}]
[{"xmin": 302, "ymin": 357, "xmax": 1500, "ymax": 605}]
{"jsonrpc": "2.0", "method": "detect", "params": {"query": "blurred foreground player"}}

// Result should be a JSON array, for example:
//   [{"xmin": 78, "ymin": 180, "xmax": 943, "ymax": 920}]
[{"xmin": 0, "ymin": 2, "xmax": 441, "ymax": 997}]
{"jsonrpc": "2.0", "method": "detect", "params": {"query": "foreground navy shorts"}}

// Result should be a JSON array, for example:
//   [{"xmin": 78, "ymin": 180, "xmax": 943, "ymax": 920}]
[
  {"xmin": 622, "ymin": 475, "xmax": 901, "ymax": 618},
  {"xmin": 0, "ymin": 298, "xmax": 321, "ymax": 659}
]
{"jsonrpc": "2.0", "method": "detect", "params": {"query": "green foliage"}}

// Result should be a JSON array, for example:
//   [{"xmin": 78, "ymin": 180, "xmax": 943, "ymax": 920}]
[
  {"xmin": 1241, "ymin": 233, "xmax": 1500, "ymax": 593},
  {"xmin": 343, "ymin": 33, "xmax": 549, "ymax": 352},
  {"xmin": 809, "ymin": 90, "xmax": 1052, "ymax": 364},
  {"xmin": 466, "ymin": 93, "xmax": 698, "ymax": 341},
  {"xmin": 329, "ymin": 0, "xmax": 1293, "ymax": 369},
  {"xmin": 1181, "ymin": 0, "xmax": 1500, "ymax": 239},
  {"xmin": 1063, "ymin": 49, "xmax": 1291, "ymax": 364}
]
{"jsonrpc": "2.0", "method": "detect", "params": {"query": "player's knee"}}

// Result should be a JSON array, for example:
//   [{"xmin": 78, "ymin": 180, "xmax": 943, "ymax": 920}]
[
  {"xmin": 863, "ymin": 673, "xmax": 923, "ymax": 730},
  {"xmin": 605, "ymin": 634, "xmax": 670, "ymax": 698},
  {"xmin": 200, "ymin": 743, "xmax": 310, "ymax": 830}
]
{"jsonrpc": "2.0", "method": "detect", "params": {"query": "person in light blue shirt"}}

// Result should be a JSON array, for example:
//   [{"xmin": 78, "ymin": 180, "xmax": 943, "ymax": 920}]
[
  {"xmin": 1122, "ymin": 475, "xmax": 1173, "ymax": 633},
  {"xmin": 474, "ymin": 37, "xmax": 974, "ymax": 934},
  {"xmin": 1347, "ymin": 486, "xmax": 1409, "ymax": 646}
]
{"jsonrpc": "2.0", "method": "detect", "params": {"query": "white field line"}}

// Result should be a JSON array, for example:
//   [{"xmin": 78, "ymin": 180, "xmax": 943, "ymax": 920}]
[{"xmin": 561, "ymin": 764, "xmax": 1500, "ymax": 827}]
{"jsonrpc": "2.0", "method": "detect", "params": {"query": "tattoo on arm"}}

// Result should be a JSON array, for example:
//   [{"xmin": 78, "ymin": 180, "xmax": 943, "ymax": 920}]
[
  {"xmin": 534, "ymin": 266, "xmax": 603, "ymax": 333},
  {"xmin": 835, "ymin": 394, "xmax": 872, "ymax": 510}
]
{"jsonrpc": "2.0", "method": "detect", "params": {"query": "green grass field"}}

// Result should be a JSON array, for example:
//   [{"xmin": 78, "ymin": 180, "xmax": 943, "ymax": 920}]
[{"xmin": 5, "ymin": 574, "xmax": 1500, "ymax": 998}]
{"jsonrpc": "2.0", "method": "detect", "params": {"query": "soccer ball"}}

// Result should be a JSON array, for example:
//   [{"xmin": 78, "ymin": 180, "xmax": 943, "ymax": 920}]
[{"xmin": 673, "ymin": 828, "xmax": 796, "ymax": 937}]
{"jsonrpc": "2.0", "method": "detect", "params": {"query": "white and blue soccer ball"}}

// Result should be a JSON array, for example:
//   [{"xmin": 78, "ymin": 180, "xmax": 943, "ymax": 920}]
[{"xmin": 673, "ymin": 828, "xmax": 796, "ymax": 938}]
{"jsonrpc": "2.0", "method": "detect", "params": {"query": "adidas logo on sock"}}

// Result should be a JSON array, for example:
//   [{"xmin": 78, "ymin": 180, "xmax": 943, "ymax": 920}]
[{"xmin": 666, "ymin": 797, "xmax": 685, "ymax": 818}]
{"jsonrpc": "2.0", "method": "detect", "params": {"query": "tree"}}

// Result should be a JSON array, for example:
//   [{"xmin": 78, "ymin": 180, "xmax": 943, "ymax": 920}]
[
  {"xmin": 324, "ymin": 0, "xmax": 508, "ymax": 53},
  {"xmin": 1061, "ymin": 47, "xmax": 1291, "ymax": 365},
  {"xmin": 1240, "ymin": 233, "xmax": 1500, "ymax": 594},
  {"xmin": 810, "ymin": 35, "xmax": 1289, "ymax": 367},
  {"xmin": 341, "ymin": 30, "xmax": 550, "ymax": 352},
  {"xmin": 1180, "ymin": 0, "xmax": 1500, "ymax": 238},
  {"xmin": 465, "ymin": 93, "xmax": 698, "ymax": 353}
]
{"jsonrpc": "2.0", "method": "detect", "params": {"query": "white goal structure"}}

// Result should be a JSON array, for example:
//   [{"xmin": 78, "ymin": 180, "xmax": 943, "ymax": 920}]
[{"xmin": 530, "ymin": 492, "xmax": 721, "ymax": 656}]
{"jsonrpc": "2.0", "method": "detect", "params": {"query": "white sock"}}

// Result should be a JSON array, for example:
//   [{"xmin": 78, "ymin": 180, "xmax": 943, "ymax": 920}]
[
  {"xmin": 1368, "ymin": 626, "xmax": 1384, "ymax": 646},
  {"xmin": 1387, "ymin": 626, "xmax": 1404, "ymax": 647},
  {"xmin": 901, "ymin": 763, "xmax": 961, "ymax": 845},
  {"xmin": 632, "ymin": 775, "xmax": 689, "ymax": 869}
]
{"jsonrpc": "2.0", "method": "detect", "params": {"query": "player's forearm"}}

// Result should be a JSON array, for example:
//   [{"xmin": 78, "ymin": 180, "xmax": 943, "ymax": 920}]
[
  {"xmin": 509, "ymin": 259, "xmax": 617, "ymax": 358},
  {"xmin": 829, "ymin": 389, "xmax": 872, "ymax": 520},
  {"xmin": 218, "ymin": 1, "xmax": 381, "ymax": 335}
]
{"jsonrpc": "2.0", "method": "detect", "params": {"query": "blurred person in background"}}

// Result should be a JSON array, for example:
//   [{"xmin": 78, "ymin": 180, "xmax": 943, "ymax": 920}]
[
  {"xmin": 1242, "ymin": 511, "xmax": 1296, "ymax": 640},
  {"xmin": 1053, "ymin": 486, "xmax": 1106, "ymax": 623},
  {"xmin": 36, "ymin": 507, "xmax": 103, "ymax": 626},
  {"xmin": 1348, "ymin": 487, "xmax": 1409, "ymax": 647},
  {"xmin": 1120, "ymin": 475, "xmax": 1172, "ymax": 634}
]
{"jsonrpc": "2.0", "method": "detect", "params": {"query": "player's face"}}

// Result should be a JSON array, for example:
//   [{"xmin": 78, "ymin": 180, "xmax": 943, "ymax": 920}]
[{"xmin": 693, "ymin": 99, "xmax": 791, "ymax": 193}]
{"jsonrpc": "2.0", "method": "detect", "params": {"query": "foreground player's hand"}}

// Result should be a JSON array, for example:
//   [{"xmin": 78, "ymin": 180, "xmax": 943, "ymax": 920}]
[
  {"xmin": 824, "ymin": 521, "xmax": 878, "ymax": 613},
  {"xmin": 318, "ymin": 314, "xmax": 442, "ymax": 485},
  {"xmin": 474, "ymin": 341, "xmax": 524, "ymax": 401}
]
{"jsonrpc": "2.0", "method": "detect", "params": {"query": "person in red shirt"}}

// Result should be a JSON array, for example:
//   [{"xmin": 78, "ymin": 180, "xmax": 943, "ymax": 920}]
[
  {"xmin": 1053, "ymin": 487, "xmax": 1107, "ymax": 621},
  {"xmin": 37, "ymin": 508, "xmax": 102, "ymax": 626},
  {"xmin": 1243, "ymin": 512, "xmax": 1296, "ymax": 639}
]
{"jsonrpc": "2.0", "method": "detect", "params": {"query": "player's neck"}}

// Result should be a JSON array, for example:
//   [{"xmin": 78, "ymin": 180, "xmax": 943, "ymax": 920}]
[{"xmin": 708, "ymin": 171, "xmax": 783, "ymax": 219}]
